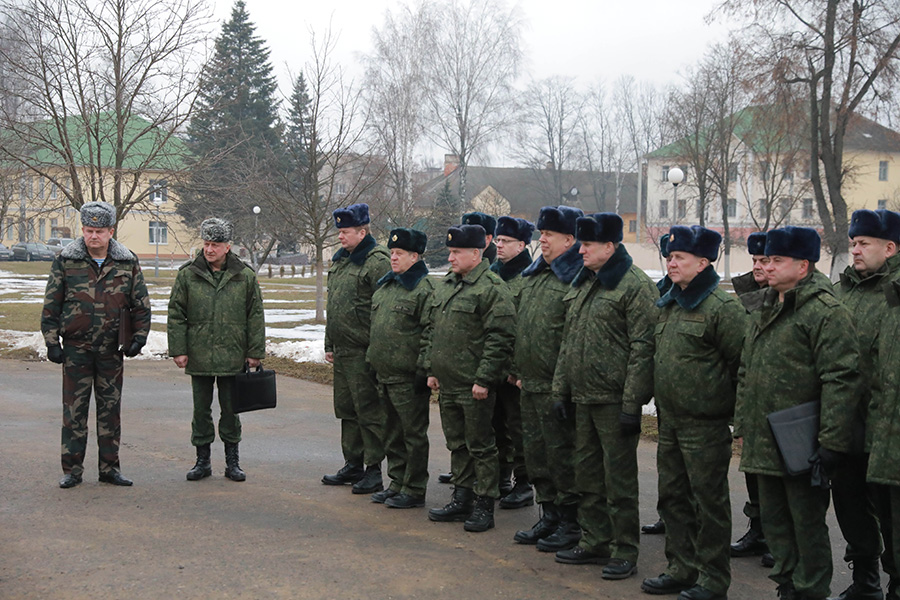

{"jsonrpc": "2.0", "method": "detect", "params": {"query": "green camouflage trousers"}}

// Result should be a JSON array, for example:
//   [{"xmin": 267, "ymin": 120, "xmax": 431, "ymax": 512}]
[
  {"xmin": 493, "ymin": 380, "xmax": 525, "ymax": 477},
  {"xmin": 333, "ymin": 350, "xmax": 385, "ymax": 467},
  {"xmin": 439, "ymin": 390, "xmax": 499, "ymax": 498},
  {"xmin": 379, "ymin": 380, "xmax": 430, "ymax": 497},
  {"xmin": 873, "ymin": 484, "xmax": 900, "ymax": 600},
  {"xmin": 521, "ymin": 389, "xmax": 577, "ymax": 506},
  {"xmin": 758, "ymin": 473, "xmax": 833, "ymax": 598},
  {"xmin": 61, "ymin": 345, "xmax": 123, "ymax": 477},
  {"xmin": 574, "ymin": 402, "xmax": 640, "ymax": 563},
  {"xmin": 657, "ymin": 419, "xmax": 732, "ymax": 595},
  {"xmin": 190, "ymin": 375, "xmax": 241, "ymax": 446}
]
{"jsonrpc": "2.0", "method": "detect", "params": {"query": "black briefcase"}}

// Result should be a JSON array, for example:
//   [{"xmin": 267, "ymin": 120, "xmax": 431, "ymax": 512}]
[
  {"xmin": 232, "ymin": 362, "xmax": 277, "ymax": 414},
  {"xmin": 767, "ymin": 400, "xmax": 820, "ymax": 476}
]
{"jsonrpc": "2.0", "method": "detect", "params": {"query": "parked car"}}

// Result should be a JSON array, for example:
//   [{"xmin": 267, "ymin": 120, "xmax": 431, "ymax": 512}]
[
  {"xmin": 46, "ymin": 237, "xmax": 75, "ymax": 253},
  {"xmin": 11, "ymin": 242, "xmax": 57, "ymax": 261},
  {"xmin": 0, "ymin": 243, "xmax": 12, "ymax": 261}
]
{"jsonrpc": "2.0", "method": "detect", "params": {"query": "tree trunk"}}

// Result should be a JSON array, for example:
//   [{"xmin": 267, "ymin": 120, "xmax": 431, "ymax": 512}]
[{"xmin": 315, "ymin": 244, "xmax": 326, "ymax": 323}]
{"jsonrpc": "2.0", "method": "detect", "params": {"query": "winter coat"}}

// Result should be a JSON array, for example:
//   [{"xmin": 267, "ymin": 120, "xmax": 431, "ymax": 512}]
[
  {"xmin": 490, "ymin": 248, "xmax": 532, "ymax": 307},
  {"xmin": 423, "ymin": 259, "xmax": 516, "ymax": 394},
  {"xmin": 324, "ymin": 234, "xmax": 391, "ymax": 355},
  {"xmin": 735, "ymin": 270, "xmax": 861, "ymax": 476},
  {"xmin": 654, "ymin": 265, "xmax": 747, "ymax": 422},
  {"xmin": 514, "ymin": 244, "xmax": 582, "ymax": 392},
  {"xmin": 732, "ymin": 271, "xmax": 767, "ymax": 313},
  {"xmin": 166, "ymin": 251, "xmax": 265, "ymax": 376},
  {"xmin": 868, "ymin": 274, "xmax": 900, "ymax": 485},
  {"xmin": 42, "ymin": 238, "xmax": 151, "ymax": 352},
  {"xmin": 552, "ymin": 244, "xmax": 657, "ymax": 416},
  {"xmin": 367, "ymin": 260, "xmax": 434, "ymax": 383}
]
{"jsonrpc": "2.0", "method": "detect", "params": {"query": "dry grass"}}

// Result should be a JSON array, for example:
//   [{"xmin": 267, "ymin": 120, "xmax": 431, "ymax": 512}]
[
  {"xmin": 0, "ymin": 302, "xmax": 43, "ymax": 332},
  {"xmin": 263, "ymin": 355, "xmax": 334, "ymax": 385}
]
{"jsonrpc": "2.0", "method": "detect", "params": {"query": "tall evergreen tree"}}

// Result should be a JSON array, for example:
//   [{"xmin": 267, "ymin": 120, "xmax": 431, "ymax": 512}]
[{"xmin": 424, "ymin": 180, "xmax": 456, "ymax": 267}]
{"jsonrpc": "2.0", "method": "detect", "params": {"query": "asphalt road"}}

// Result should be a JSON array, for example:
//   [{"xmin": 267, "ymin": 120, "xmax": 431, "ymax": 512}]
[{"xmin": 0, "ymin": 359, "xmax": 860, "ymax": 599}]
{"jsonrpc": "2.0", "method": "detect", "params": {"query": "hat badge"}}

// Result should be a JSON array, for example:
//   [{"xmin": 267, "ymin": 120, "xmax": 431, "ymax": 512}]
[
  {"xmin": 670, "ymin": 233, "xmax": 675, "ymax": 242},
  {"xmin": 336, "ymin": 216, "xmax": 341, "ymax": 223},
  {"xmin": 447, "ymin": 233, "xmax": 453, "ymax": 241},
  {"xmin": 91, "ymin": 216, "xmax": 98, "ymax": 222},
  {"xmin": 392, "ymin": 234, "xmax": 398, "ymax": 242}
]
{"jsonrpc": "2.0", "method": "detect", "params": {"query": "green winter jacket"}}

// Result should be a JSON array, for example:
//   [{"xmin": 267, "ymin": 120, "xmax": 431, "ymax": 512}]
[
  {"xmin": 423, "ymin": 259, "xmax": 516, "ymax": 394},
  {"xmin": 167, "ymin": 252, "xmax": 265, "ymax": 376},
  {"xmin": 367, "ymin": 260, "xmax": 434, "ymax": 383},
  {"xmin": 42, "ymin": 238, "xmax": 151, "ymax": 352},
  {"xmin": 654, "ymin": 265, "xmax": 747, "ymax": 422},
  {"xmin": 490, "ymin": 248, "xmax": 532, "ymax": 308},
  {"xmin": 324, "ymin": 234, "xmax": 391, "ymax": 355},
  {"xmin": 514, "ymin": 244, "xmax": 583, "ymax": 392},
  {"xmin": 735, "ymin": 270, "xmax": 861, "ymax": 476},
  {"xmin": 868, "ymin": 275, "xmax": 900, "ymax": 485},
  {"xmin": 552, "ymin": 244, "xmax": 657, "ymax": 416},
  {"xmin": 732, "ymin": 271, "xmax": 767, "ymax": 313}
]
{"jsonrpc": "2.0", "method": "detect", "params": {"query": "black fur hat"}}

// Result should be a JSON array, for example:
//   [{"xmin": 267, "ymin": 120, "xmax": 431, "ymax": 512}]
[
  {"xmin": 461, "ymin": 211, "xmax": 497, "ymax": 236},
  {"xmin": 576, "ymin": 213, "xmax": 623, "ymax": 243},
  {"xmin": 765, "ymin": 226, "xmax": 820, "ymax": 262},
  {"xmin": 446, "ymin": 224, "xmax": 486, "ymax": 249},
  {"xmin": 848, "ymin": 209, "xmax": 900, "ymax": 244},
  {"xmin": 496, "ymin": 216, "xmax": 535, "ymax": 243},
  {"xmin": 667, "ymin": 225, "xmax": 722, "ymax": 262},
  {"xmin": 387, "ymin": 228, "xmax": 427, "ymax": 254},
  {"xmin": 537, "ymin": 205, "xmax": 583, "ymax": 236},
  {"xmin": 659, "ymin": 233, "xmax": 670, "ymax": 258},
  {"xmin": 747, "ymin": 232, "xmax": 767, "ymax": 256},
  {"xmin": 332, "ymin": 203, "xmax": 370, "ymax": 228}
]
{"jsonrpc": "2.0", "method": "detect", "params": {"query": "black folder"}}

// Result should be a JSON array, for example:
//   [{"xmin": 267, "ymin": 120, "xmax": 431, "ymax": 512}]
[{"xmin": 767, "ymin": 401, "xmax": 820, "ymax": 476}]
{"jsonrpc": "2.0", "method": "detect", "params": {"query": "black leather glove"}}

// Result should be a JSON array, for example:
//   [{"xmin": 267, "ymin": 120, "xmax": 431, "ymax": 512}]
[
  {"xmin": 123, "ymin": 341, "xmax": 144, "ymax": 358},
  {"xmin": 552, "ymin": 399, "xmax": 573, "ymax": 422},
  {"xmin": 619, "ymin": 412, "xmax": 642, "ymax": 436},
  {"xmin": 816, "ymin": 446, "xmax": 846, "ymax": 476},
  {"xmin": 47, "ymin": 345, "xmax": 64, "ymax": 364},
  {"xmin": 414, "ymin": 371, "xmax": 430, "ymax": 394}
]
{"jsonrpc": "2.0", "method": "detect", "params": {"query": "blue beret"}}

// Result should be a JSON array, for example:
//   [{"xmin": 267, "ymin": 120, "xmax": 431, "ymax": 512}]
[
  {"xmin": 446, "ymin": 224, "xmax": 486, "ymax": 249},
  {"xmin": 667, "ymin": 225, "xmax": 722, "ymax": 262},
  {"xmin": 388, "ymin": 228, "xmax": 427, "ymax": 254},
  {"xmin": 461, "ymin": 211, "xmax": 496, "ymax": 235},
  {"xmin": 747, "ymin": 232, "xmax": 767, "ymax": 256},
  {"xmin": 496, "ymin": 216, "xmax": 535, "ymax": 243},
  {"xmin": 659, "ymin": 234, "xmax": 670, "ymax": 258},
  {"xmin": 575, "ymin": 213, "xmax": 623, "ymax": 244},
  {"xmin": 765, "ymin": 226, "xmax": 820, "ymax": 262},
  {"xmin": 848, "ymin": 209, "xmax": 900, "ymax": 244},
  {"xmin": 80, "ymin": 201, "xmax": 116, "ymax": 228},
  {"xmin": 537, "ymin": 205, "xmax": 583, "ymax": 236},
  {"xmin": 333, "ymin": 203, "xmax": 370, "ymax": 228}
]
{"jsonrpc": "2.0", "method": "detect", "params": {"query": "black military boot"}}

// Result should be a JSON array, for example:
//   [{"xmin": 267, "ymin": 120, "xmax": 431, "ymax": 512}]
[
  {"xmin": 352, "ymin": 464, "xmax": 383, "ymax": 494},
  {"xmin": 731, "ymin": 517, "xmax": 768, "ymax": 556},
  {"xmin": 429, "ymin": 487, "xmax": 475, "ymax": 522},
  {"xmin": 322, "ymin": 461, "xmax": 364, "ymax": 485},
  {"xmin": 498, "ymin": 465, "xmax": 514, "ymax": 497},
  {"xmin": 186, "ymin": 444, "xmax": 212, "ymax": 481},
  {"xmin": 224, "ymin": 442, "xmax": 246, "ymax": 482},
  {"xmin": 514, "ymin": 502, "xmax": 560, "ymax": 544},
  {"xmin": 464, "ymin": 495, "xmax": 495, "ymax": 532},
  {"xmin": 536, "ymin": 503, "xmax": 581, "ymax": 552},
  {"xmin": 500, "ymin": 474, "xmax": 535, "ymax": 509},
  {"xmin": 827, "ymin": 559, "xmax": 884, "ymax": 600}
]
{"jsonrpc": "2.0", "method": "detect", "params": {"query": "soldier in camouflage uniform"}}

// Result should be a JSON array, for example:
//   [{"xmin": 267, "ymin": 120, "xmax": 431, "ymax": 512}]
[
  {"xmin": 512, "ymin": 206, "xmax": 585, "ymax": 551},
  {"xmin": 735, "ymin": 227, "xmax": 860, "ymax": 600},
  {"xmin": 425, "ymin": 224, "xmax": 516, "ymax": 533},
  {"xmin": 42, "ymin": 201, "xmax": 151, "ymax": 488},
  {"xmin": 490, "ymin": 216, "xmax": 534, "ymax": 509},
  {"xmin": 552, "ymin": 213, "xmax": 656, "ymax": 580},
  {"xmin": 831, "ymin": 209, "xmax": 900, "ymax": 600},
  {"xmin": 641, "ymin": 226, "xmax": 747, "ymax": 600},
  {"xmin": 366, "ymin": 228, "xmax": 434, "ymax": 509},
  {"xmin": 462, "ymin": 211, "xmax": 498, "ymax": 264},
  {"xmin": 322, "ymin": 203, "xmax": 391, "ymax": 494},
  {"xmin": 167, "ymin": 218, "xmax": 265, "ymax": 482}
]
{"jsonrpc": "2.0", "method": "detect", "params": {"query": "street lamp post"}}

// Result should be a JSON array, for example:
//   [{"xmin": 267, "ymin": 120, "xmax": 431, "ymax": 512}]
[
  {"xmin": 252, "ymin": 205, "xmax": 261, "ymax": 270},
  {"xmin": 153, "ymin": 196, "xmax": 163, "ymax": 277},
  {"xmin": 668, "ymin": 166, "xmax": 684, "ymax": 228}
]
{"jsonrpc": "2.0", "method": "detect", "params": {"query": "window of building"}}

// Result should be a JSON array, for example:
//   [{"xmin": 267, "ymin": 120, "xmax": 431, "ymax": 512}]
[
  {"xmin": 659, "ymin": 199, "xmax": 669, "ymax": 219},
  {"xmin": 49, "ymin": 182, "xmax": 57, "ymax": 200},
  {"xmin": 727, "ymin": 198, "xmax": 737, "ymax": 219},
  {"xmin": 38, "ymin": 219, "xmax": 45, "ymax": 240},
  {"xmin": 4, "ymin": 218, "xmax": 13, "ymax": 240},
  {"xmin": 335, "ymin": 182, "xmax": 347, "ymax": 196},
  {"xmin": 727, "ymin": 163, "xmax": 738, "ymax": 183},
  {"xmin": 678, "ymin": 199, "xmax": 687, "ymax": 220},
  {"xmin": 759, "ymin": 162, "xmax": 771, "ymax": 181},
  {"xmin": 779, "ymin": 198, "xmax": 792, "ymax": 221},
  {"xmin": 802, "ymin": 198, "xmax": 814, "ymax": 220},
  {"xmin": 628, "ymin": 219, "xmax": 637, "ymax": 233},
  {"xmin": 149, "ymin": 221, "xmax": 168, "ymax": 244},
  {"xmin": 149, "ymin": 179, "xmax": 168, "ymax": 204},
  {"xmin": 662, "ymin": 166, "xmax": 670, "ymax": 182},
  {"xmin": 879, "ymin": 161, "xmax": 889, "ymax": 181},
  {"xmin": 19, "ymin": 175, "xmax": 31, "ymax": 199},
  {"xmin": 696, "ymin": 201, "xmax": 704, "ymax": 220},
  {"xmin": 758, "ymin": 198, "xmax": 770, "ymax": 220},
  {"xmin": 878, "ymin": 199, "xmax": 887, "ymax": 210}
]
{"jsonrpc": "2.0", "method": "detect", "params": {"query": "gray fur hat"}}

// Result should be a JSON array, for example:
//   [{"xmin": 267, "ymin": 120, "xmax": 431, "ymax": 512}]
[
  {"xmin": 200, "ymin": 218, "xmax": 233, "ymax": 243},
  {"xmin": 80, "ymin": 201, "xmax": 116, "ymax": 228}
]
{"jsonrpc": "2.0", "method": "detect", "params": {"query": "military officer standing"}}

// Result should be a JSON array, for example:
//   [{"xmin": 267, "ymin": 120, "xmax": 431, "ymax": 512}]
[
  {"xmin": 491, "ymin": 216, "xmax": 535, "ymax": 508},
  {"xmin": 425, "ymin": 224, "xmax": 516, "ymax": 532},
  {"xmin": 42, "ymin": 201, "xmax": 151, "ymax": 488},
  {"xmin": 322, "ymin": 203, "xmax": 391, "ymax": 494},
  {"xmin": 831, "ymin": 209, "xmax": 900, "ymax": 600},
  {"xmin": 641, "ymin": 225, "xmax": 747, "ymax": 600},
  {"xmin": 366, "ymin": 228, "xmax": 434, "ymax": 509},
  {"xmin": 735, "ymin": 226, "xmax": 860, "ymax": 600},
  {"xmin": 462, "ymin": 211, "xmax": 498, "ymax": 264},
  {"xmin": 513, "ymin": 206, "xmax": 585, "ymax": 551},
  {"xmin": 552, "ymin": 213, "xmax": 657, "ymax": 580}
]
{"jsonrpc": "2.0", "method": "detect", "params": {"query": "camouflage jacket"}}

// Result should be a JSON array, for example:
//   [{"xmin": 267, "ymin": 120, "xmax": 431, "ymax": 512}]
[
  {"xmin": 552, "ymin": 244, "xmax": 657, "ymax": 416},
  {"xmin": 490, "ymin": 248, "xmax": 532, "ymax": 307},
  {"xmin": 423, "ymin": 259, "xmax": 516, "ymax": 393},
  {"xmin": 868, "ymin": 274, "xmax": 900, "ymax": 485},
  {"xmin": 735, "ymin": 270, "xmax": 861, "ymax": 476},
  {"xmin": 654, "ymin": 265, "xmax": 747, "ymax": 422},
  {"xmin": 732, "ymin": 271, "xmax": 767, "ymax": 313},
  {"xmin": 42, "ymin": 238, "xmax": 151, "ymax": 352},
  {"xmin": 167, "ymin": 251, "xmax": 265, "ymax": 376},
  {"xmin": 835, "ymin": 253, "xmax": 900, "ymax": 451},
  {"xmin": 324, "ymin": 235, "xmax": 391, "ymax": 355},
  {"xmin": 514, "ymin": 244, "xmax": 582, "ymax": 392},
  {"xmin": 367, "ymin": 260, "xmax": 435, "ymax": 383}
]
